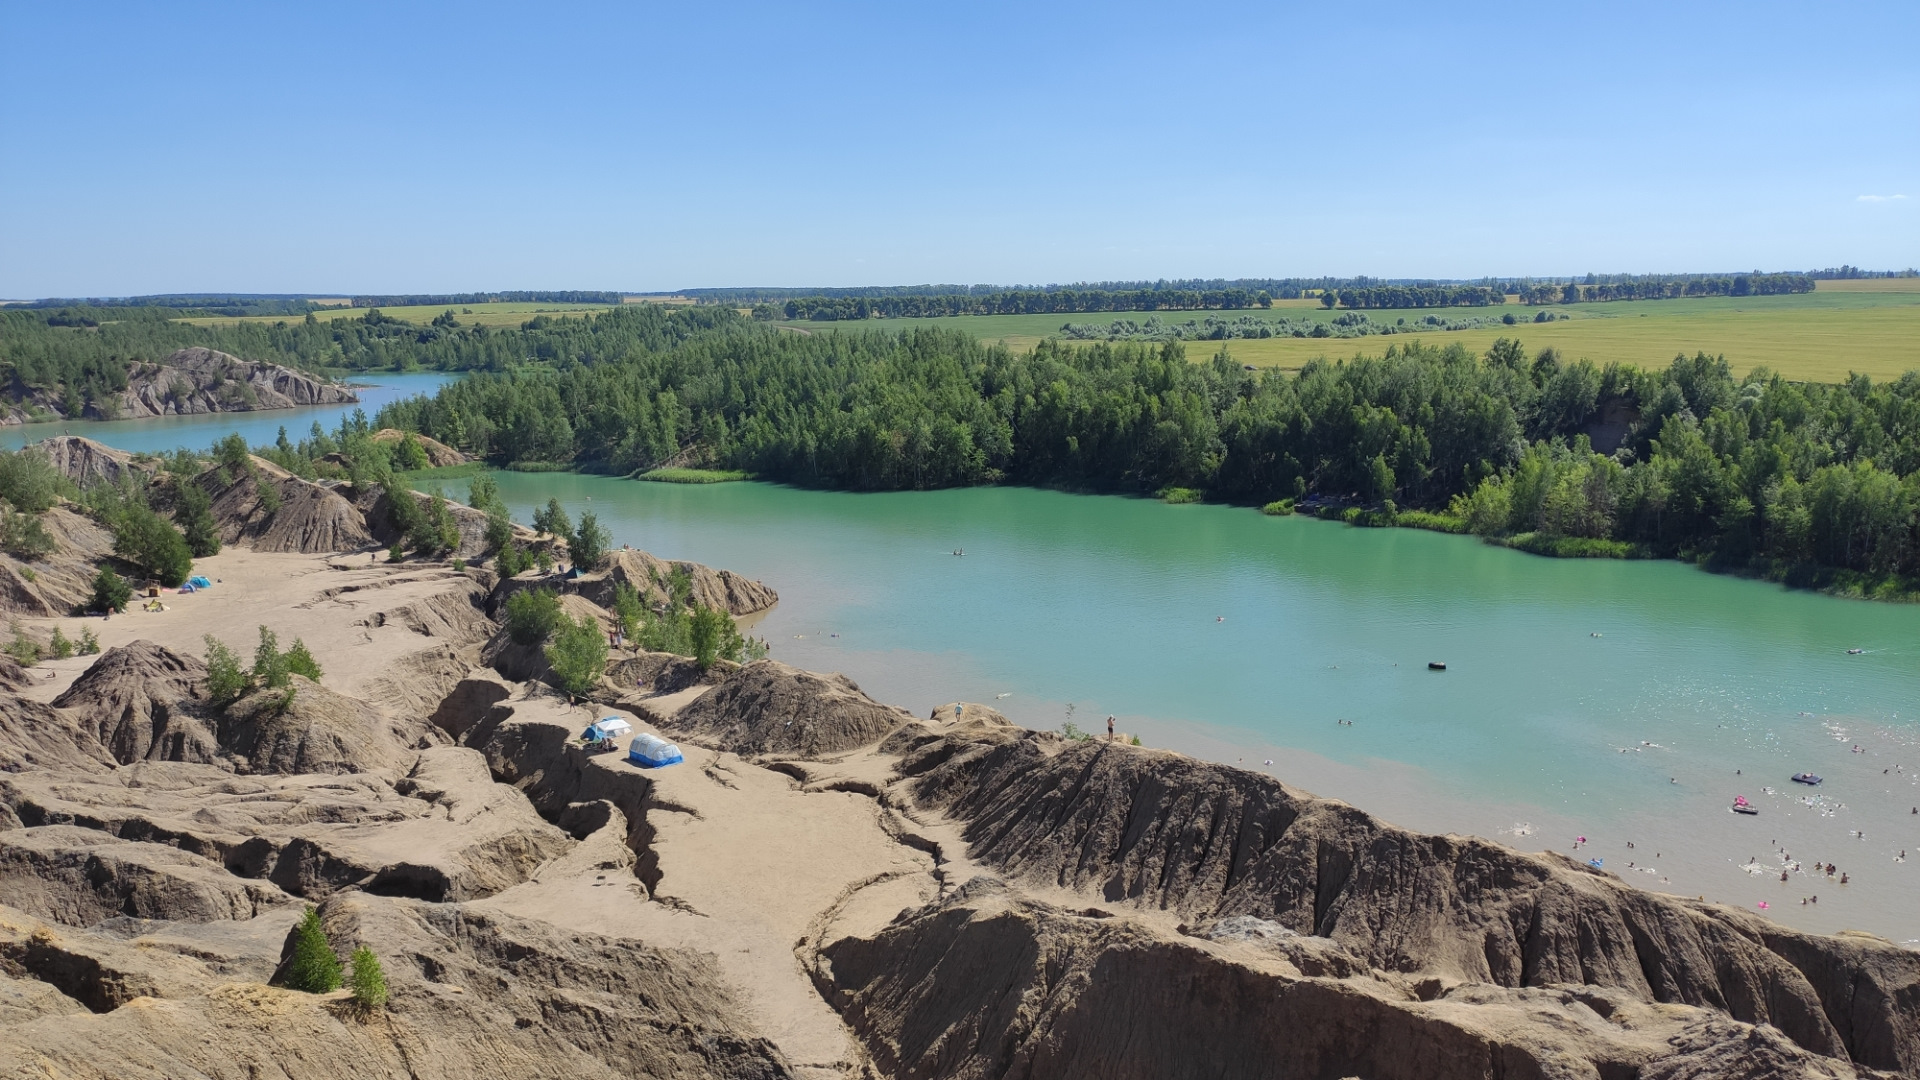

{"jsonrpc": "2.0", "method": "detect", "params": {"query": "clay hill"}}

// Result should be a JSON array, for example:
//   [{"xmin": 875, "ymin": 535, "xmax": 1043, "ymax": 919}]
[
  {"xmin": 0, "ymin": 473, "xmax": 1911, "ymax": 1078},
  {"xmin": 2, "ymin": 347, "xmax": 355, "ymax": 425}
]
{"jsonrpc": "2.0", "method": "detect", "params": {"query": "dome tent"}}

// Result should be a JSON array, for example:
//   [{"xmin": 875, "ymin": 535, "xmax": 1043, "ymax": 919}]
[{"xmin": 628, "ymin": 732, "xmax": 683, "ymax": 768}]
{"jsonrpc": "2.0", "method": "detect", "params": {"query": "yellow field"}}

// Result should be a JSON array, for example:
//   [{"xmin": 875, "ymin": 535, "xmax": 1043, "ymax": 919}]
[
  {"xmin": 1151, "ymin": 304, "xmax": 1920, "ymax": 382},
  {"xmin": 178, "ymin": 300, "xmax": 617, "ymax": 329}
]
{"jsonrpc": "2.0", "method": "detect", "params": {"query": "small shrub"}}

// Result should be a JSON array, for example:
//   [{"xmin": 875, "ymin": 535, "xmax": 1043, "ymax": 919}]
[
  {"xmin": 48, "ymin": 626, "xmax": 72, "ymax": 660},
  {"xmin": 387, "ymin": 542, "xmax": 404, "ymax": 563},
  {"xmin": 253, "ymin": 626, "xmax": 291, "ymax": 689},
  {"xmin": 569, "ymin": 510, "xmax": 610, "ymax": 571},
  {"xmin": 1259, "ymin": 500, "xmax": 1294, "ymax": 516},
  {"xmin": 284, "ymin": 637, "xmax": 322, "ymax": 681},
  {"xmin": 1, "ymin": 510, "xmax": 57, "ymax": 560},
  {"xmin": 204, "ymin": 635, "xmax": 248, "ymax": 708},
  {"xmin": 348, "ymin": 946, "xmax": 389, "ymax": 1009},
  {"xmin": 78, "ymin": 627, "xmax": 99, "ymax": 655},
  {"xmin": 1130, "ymin": 734, "xmax": 1143, "ymax": 746},
  {"xmin": 281, "ymin": 907, "xmax": 342, "ymax": 994},
  {"xmin": 450, "ymin": 558, "xmax": 465, "ymax": 572},
  {"xmin": 1157, "ymin": 486, "xmax": 1202, "ymax": 504},
  {"xmin": 6, "ymin": 622, "xmax": 41, "ymax": 666},
  {"xmin": 504, "ymin": 588, "xmax": 562, "ymax": 645},
  {"xmin": 91, "ymin": 566, "xmax": 131, "ymax": 612},
  {"xmin": 1059, "ymin": 721, "xmax": 1091, "ymax": 742},
  {"xmin": 544, "ymin": 612, "xmax": 608, "ymax": 696},
  {"xmin": 534, "ymin": 547, "xmax": 553, "ymax": 574},
  {"xmin": 687, "ymin": 606, "xmax": 741, "ymax": 671},
  {"xmin": 255, "ymin": 475, "xmax": 283, "ymax": 515},
  {"xmin": 19, "ymin": 566, "xmax": 35, "ymax": 583}
]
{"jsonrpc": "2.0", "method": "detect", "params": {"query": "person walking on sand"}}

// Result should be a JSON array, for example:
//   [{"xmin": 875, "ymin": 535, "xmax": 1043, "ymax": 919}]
[{"xmin": 1107, "ymin": 715, "xmax": 1116, "ymax": 742}]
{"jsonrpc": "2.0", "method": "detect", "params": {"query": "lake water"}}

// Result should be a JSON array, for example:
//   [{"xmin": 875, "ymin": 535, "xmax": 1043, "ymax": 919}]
[
  {"xmin": 0, "ymin": 373, "xmax": 455, "ymax": 456},
  {"xmin": 17, "ymin": 392, "xmax": 1919, "ymax": 942},
  {"xmin": 486, "ymin": 474, "xmax": 1920, "ymax": 942}
]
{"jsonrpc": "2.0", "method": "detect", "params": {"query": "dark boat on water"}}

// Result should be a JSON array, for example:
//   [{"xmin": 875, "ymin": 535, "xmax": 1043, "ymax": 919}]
[
  {"xmin": 1791, "ymin": 772, "xmax": 1823, "ymax": 786},
  {"xmin": 1428, "ymin": 661, "xmax": 1447, "ymax": 671}
]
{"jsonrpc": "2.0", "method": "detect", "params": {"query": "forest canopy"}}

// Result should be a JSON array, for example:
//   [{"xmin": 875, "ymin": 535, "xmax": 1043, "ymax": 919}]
[{"xmin": 360, "ymin": 310, "xmax": 1920, "ymax": 590}]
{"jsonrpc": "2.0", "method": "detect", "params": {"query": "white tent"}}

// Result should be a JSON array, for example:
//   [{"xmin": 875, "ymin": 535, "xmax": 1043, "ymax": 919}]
[
  {"xmin": 627, "ymin": 732, "xmax": 684, "ymax": 768},
  {"xmin": 585, "ymin": 716, "xmax": 633, "ymax": 741}
]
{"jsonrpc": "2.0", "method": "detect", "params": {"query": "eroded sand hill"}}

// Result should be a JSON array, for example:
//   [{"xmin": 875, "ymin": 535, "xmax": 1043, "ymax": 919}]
[{"xmin": 0, "ymin": 526, "xmax": 1913, "ymax": 1078}]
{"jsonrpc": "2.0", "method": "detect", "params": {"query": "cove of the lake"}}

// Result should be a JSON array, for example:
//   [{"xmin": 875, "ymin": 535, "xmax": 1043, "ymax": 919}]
[{"xmin": 11, "ymin": 375, "xmax": 1918, "ymax": 942}]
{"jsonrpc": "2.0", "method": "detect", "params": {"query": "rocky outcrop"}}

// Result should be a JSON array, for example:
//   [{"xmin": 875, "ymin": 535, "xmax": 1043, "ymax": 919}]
[
  {"xmin": 0, "ymin": 692, "xmax": 114, "ymax": 775},
  {"xmin": 819, "ymin": 881, "xmax": 1870, "ymax": 1080},
  {"xmin": 4, "ymin": 750, "xmax": 572, "ymax": 905},
  {"xmin": 882, "ymin": 730, "xmax": 1920, "ymax": 1074},
  {"xmin": 0, "ymin": 505, "xmax": 117, "ymax": 616},
  {"xmin": 371, "ymin": 427, "xmax": 468, "ymax": 467},
  {"xmin": 493, "ymin": 547, "xmax": 779, "ymax": 619},
  {"xmin": 32, "ymin": 436, "xmax": 149, "ymax": 486},
  {"xmin": 0, "ymin": 893, "xmax": 793, "ymax": 1079},
  {"xmin": 217, "ymin": 675, "xmax": 430, "ymax": 776},
  {"xmin": 53, "ymin": 640, "xmax": 220, "ymax": 766},
  {"xmin": 204, "ymin": 461, "xmax": 373, "ymax": 554},
  {"xmin": 666, "ymin": 660, "xmax": 911, "ymax": 759},
  {"xmin": 0, "ymin": 825, "xmax": 289, "ymax": 926},
  {"xmin": 4, "ymin": 348, "xmax": 356, "ymax": 425}
]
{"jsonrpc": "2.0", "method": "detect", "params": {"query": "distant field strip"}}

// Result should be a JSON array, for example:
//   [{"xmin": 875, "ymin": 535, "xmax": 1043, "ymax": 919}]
[
  {"xmin": 180, "ymin": 300, "xmax": 616, "ymax": 328},
  {"xmin": 780, "ymin": 283, "xmax": 1920, "ymax": 382}
]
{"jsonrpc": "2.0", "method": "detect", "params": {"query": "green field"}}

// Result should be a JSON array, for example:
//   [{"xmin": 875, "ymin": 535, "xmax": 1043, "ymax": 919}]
[{"xmin": 778, "ymin": 279, "xmax": 1920, "ymax": 383}]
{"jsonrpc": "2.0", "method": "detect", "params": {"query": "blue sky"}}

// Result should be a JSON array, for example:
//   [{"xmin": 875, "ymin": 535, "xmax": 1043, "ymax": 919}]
[{"xmin": 1, "ymin": 0, "xmax": 1913, "ymax": 296}]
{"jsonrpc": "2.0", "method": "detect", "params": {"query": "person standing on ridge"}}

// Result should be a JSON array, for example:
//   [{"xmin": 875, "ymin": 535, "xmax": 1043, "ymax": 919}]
[{"xmin": 1107, "ymin": 715, "xmax": 1116, "ymax": 742}]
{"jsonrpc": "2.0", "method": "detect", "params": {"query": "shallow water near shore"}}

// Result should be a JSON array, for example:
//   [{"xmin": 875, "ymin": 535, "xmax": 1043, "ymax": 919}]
[{"xmin": 489, "ymin": 473, "xmax": 1920, "ymax": 944}]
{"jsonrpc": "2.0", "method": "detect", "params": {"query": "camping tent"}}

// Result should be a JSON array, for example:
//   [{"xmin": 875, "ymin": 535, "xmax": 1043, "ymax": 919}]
[
  {"xmin": 584, "ymin": 716, "xmax": 633, "ymax": 741},
  {"xmin": 627, "ymin": 732, "xmax": 683, "ymax": 768}
]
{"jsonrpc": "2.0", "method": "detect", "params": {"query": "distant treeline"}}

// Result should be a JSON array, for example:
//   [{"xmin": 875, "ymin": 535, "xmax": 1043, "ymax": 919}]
[
  {"xmin": 762, "ymin": 287, "xmax": 1276, "ymax": 321},
  {"xmin": 357, "ymin": 307, "xmax": 1920, "ymax": 590},
  {"xmin": 1321, "ymin": 286, "xmax": 1504, "ymax": 309},
  {"xmin": 16, "ymin": 296, "xmax": 317, "ymax": 318},
  {"xmin": 346, "ymin": 291, "xmax": 625, "ymax": 308},
  {"xmin": 690, "ymin": 277, "xmax": 1482, "ymax": 306},
  {"xmin": 1514, "ymin": 274, "xmax": 1814, "ymax": 305}
]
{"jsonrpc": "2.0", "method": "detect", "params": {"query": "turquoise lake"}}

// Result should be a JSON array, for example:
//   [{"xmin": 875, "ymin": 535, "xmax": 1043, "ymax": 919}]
[
  {"xmin": 486, "ymin": 473, "xmax": 1920, "ymax": 942},
  {"xmin": 13, "ymin": 385, "xmax": 1917, "ymax": 940}
]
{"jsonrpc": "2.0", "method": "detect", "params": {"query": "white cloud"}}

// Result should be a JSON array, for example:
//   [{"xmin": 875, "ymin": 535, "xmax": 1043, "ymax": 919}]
[{"xmin": 1857, "ymin": 194, "xmax": 1908, "ymax": 202}]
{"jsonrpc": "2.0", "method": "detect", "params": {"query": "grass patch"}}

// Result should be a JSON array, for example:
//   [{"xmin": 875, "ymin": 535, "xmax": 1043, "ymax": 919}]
[
  {"xmin": 636, "ymin": 467, "xmax": 752, "ymax": 484},
  {"xmin": 1391, "ymin": 510, "xmax": 1468, "ymax": 534},
  {"xmin": 1500, "ymin": 533, "xmax": 1639, "ymax": 559},
  {"xmin": 1156, "ymin": 486, "xmax": 1202, "ymax": 504},
  {"xmin": 396, "ymin": 462, "xmax": 487, "ymax": 487}
]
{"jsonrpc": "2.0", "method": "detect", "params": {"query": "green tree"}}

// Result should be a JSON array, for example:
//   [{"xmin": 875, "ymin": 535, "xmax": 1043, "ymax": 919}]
[
  {"xmin": 504, "ymin": 587, "xmax": 562, "ymax": 645},
  {"xmin": 688, "ymin": 606, "xmax": 740, "ymax": 671},
  {"xmin": 91, "ymin": 565, "xmax": 132, "ymax": 612},
  {"xmin": 110, "ymin": 505, "xmax": 193, "ymax": 586},
  {"xmin": 1, "ymin": 509, "xmax": 56, "ymax": 560},
  {"xmin": 281, "ymin": 907, "xmax": 343, "ymax": 994},
  {"xmin": 48, "ymin": 626, "xmax": 72, "ymax": 660},
  {"xmin": 569, "ymin": 510, "xmax": 610, "ymax": 570},
  {"xmin": 204, "ymin": 635, "xmax": 248, "ymax": 708},
  {"xmin": 348, "ymin": 946, "xmax": 389, "ymax": 1009},
  {"xmin": 396, "ymin": 433, "xmax": 431, "ymax": 471},
  {"xmin": 285, "ymin": 638, "xmax": 322, "ymax": 681},
  {"xmin": 78, "ymin": 627, "xmax": 99, "ymax": 655},
  {"xmin": 545, "ymin": 612, "xmax": 608, "ymax": 696},
  {"xmin": 174, "ymin": 480, "xmax": 222, "ymax": 558},
  {"xmin": 0, "ymin": 448, "xmax": 65, "ymax": 513},
  {"xmin": 610, "ymin": 582, "xmax": 645, "ymax": 645},
  {"xmin": 253, "ymin": 626, "xmax": 290, "ymax": 689}
]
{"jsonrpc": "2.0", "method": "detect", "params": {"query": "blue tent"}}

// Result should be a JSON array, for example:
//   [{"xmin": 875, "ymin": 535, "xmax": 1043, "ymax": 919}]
[
  {"xmin": 627, "ymin": 732, "xmax": 683, "ymax": 768},
  {"xmin": 188, "ymin": 576, "xmax": 212, "ymax": 589}
]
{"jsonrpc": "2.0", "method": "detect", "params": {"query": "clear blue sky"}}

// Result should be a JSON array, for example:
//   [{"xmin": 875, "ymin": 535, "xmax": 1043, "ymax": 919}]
[{"xmin": 1, "ymin": 0, "xmax": 1913, "ymax": 297}]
